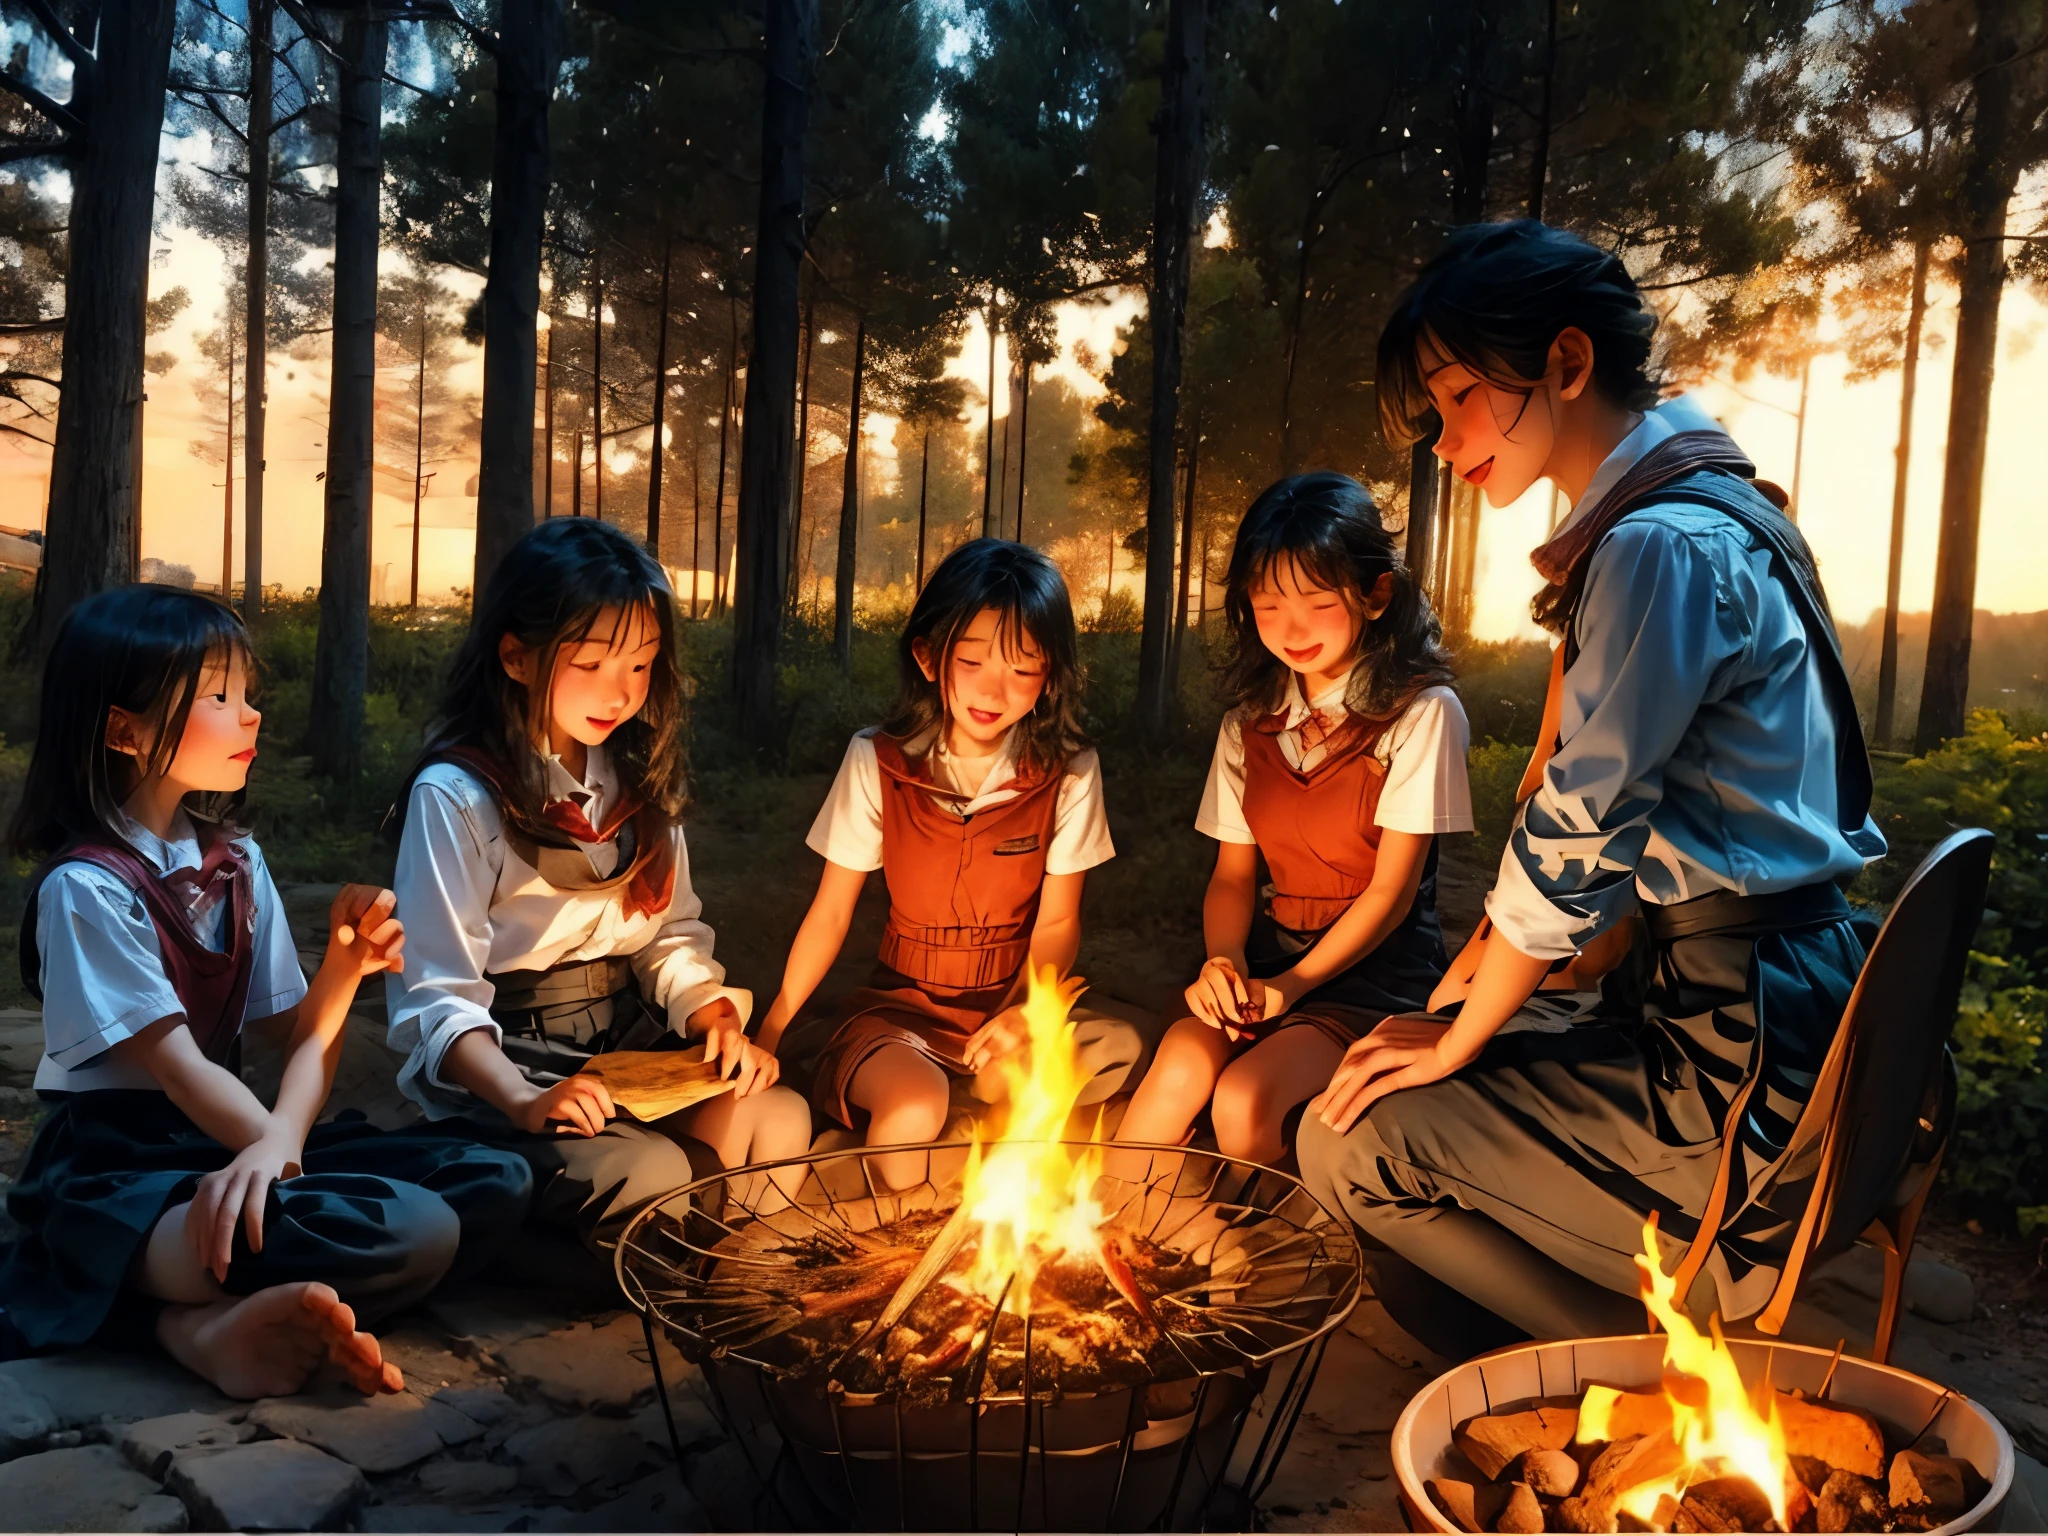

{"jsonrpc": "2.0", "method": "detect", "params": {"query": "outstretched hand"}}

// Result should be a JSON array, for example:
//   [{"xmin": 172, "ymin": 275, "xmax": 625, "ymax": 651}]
[{"xmin": 1308, "ymin": 1016, "xmax": 1470, "ymax": 1134}]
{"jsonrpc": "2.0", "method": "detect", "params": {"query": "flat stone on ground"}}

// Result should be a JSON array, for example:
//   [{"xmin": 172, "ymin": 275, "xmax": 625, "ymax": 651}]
[
  {"xmin": 118, "ymin": 1411, "xmax": 256, "ymax": 1479},
  {"xmin": 417, "ymin": 1459, "xmax": 521, "ymax": 1499},
  {"xmin": 0, "ymin": 1443, "xmax": 184, "ymax": 1532},
  {"xmin": 530, "ymin": 1469, "xmax": 710, "ymax": 1532},
  {"xmin": 502, "ymin": 1413, "xmax": 664, "ymax": 1498},
  {"xmin": 0, "ymin": 1373, "xmax": 56, "ymax": 1460},
  {"xmin": 432, "ymin": 1385, "xmax": 514, "ymax": 1428},
  {"xmin": 250, "ymin": 1388, "xmax": 478, "ymax": 1474},
  {"xmin": 497, "ymin": 1313, "xmax": 690, "ymax": 1412},
  {"xmin": 424, "ymin": 1287, "xmax": 595, "ymax": 1349},
  {"xmin": 629, "ymin": 1390, "xmax": 724, "ymax": 1454},
  {"xmin": 359, "ymin": 1505, "xmax": 521, "ymax": 1534},
  {"xmin": 0, "ymin": 1353, "xmax": 229, "ymax": 1429},
  {"xmin": 167, "ymin": 1437, "xmax": 367, "ymax": 1531}
]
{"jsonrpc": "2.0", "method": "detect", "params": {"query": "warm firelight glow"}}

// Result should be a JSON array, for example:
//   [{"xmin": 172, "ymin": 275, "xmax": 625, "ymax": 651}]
[
  {"xmin": 1635, "ymin": 1216, "xmax": 1792, "ymax": 1527},
  {"xmin": 959, "ymin": 965, "xmax": 1107, "ymax": 1310}
]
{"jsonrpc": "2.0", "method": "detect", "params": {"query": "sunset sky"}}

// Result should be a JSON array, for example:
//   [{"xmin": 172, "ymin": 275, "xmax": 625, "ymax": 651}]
[{"xmin": 2, "ymin": 210, "xmax": 2043, "ymax": 640}]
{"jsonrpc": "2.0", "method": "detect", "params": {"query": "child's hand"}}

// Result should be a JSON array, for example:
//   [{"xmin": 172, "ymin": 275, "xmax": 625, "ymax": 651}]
[
  {"xmin": 189, "ymin": 1134, "xmax": 302, "ymax": 1284},
  {"xmin": 692, "ymin": 999, "xmax": 780, "ymax": 1098},
  {"xmin": 515, "ymin": 1076, "xmax": 617, "ymax": 1137},
  {"xmin": 964, "ymin": 1005, "xmax": 1028, "ymax": 1073},
  {"xmin": 326, "ymin": 885, "xmax": 405, "ymax": 979},
  {"xmin": 1185, "ymin": 959, "xmax": 1279, "ymax": 1041}
]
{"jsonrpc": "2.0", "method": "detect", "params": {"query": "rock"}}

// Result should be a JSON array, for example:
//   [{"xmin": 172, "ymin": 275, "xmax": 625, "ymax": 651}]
[
  {"xmin": 1812, "ymin": 1246, "xmax": 1976, "ymax": 1324},
  {"xmin": 1453, "ymin": 1405, "xmax": 1578, "ymax": 1481},
  {"xmin": 0, "ymin": 1444, "xmax": 181, "ymax": 1532},
  {"xmin": 0, "ymin": 1374, "xmax": 56, "ymax": 1460},
  {"xmin": 1519, "ymin": 1446, "xmax": 1580, "ymax": 1497},
  {"xmin": 530, "ymin": 1470, "xmax": 711, "ymax": 1533},
  {"xmin": 167, "ymin": 1438, "xmax": 367, "ymax": 1531},
  {"xmin": 1497, "ymin": 1482, "xmax": 1544, "ymax": 1534},
  {"xmin": 249, "ymin": 1388, "xmax": 475, "ymax": 1474},
  {"xmin": 1814, "ymin": 1468, "xmax": 1887, "ymax": 1533},
  {"xmin": 417, "ymin": 1459, "xmax": 521, "ymax": 1498},
  {"xmin": 423, "ymin": 1287, "xmax": 585, "ymax": 1348},
  {"xmin": 1425, "ymin": 1476, "xmax": 1505, "ymax": 1533},
  {"xmin": 358, "ymin": 1505, "xmax": 519, "ymax": 1533},
  {"xmin": 123, "ymin": 1495, "xmax": 191, "ymax": 1533},
  {"xmin": 372, "ymin": 1329, "xmax": 492, "ymax": 1396},
  {"xmin": 432, "ymin": 1386, "xmax": 514, "ymax": 1428},
  {"xmin": 1889, "ymin": 1448, "xmax": 1967, "ymax": 1517},
  {"xmin": 677, "ymin": 1438, "xmax": 762, "ymax": 1529},
  {"xmin": 501, "ymin": 1413, "xmax": 663, "ymax": 1499},
  {"xmin": 1558, "ymin": 1433, "xmax": 1686, "ymax": 1533},
  {"xmin": 629, "ymin": 1391, "xmax": 724, "ymax": 1454},
  {"xmin": 496, "ymin": 1314, "xmax": 689, "ymax": 1412},
  {"xmin": 1675, "ymin": 1474, "xmax": 1774, "ymax": 1533},
  {"xmin": 1574, "ymin": 1383, "xmax": 1673, "ymax": 1445},
  {"xmin": 118, "ymin": 1412, "xmax": 256, "ymax": 1479},
  {"xmin": 0, "ymin": 1354, "xmax": 228, "ymax": 1429},
  {"xmin": 1777, "ymin": 1392, "xmax": 1886, "ymax": 1480}
]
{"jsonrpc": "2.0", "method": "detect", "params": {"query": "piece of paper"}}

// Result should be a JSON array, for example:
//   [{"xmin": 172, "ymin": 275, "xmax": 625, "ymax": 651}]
[{"xmin": 577, "ymin": 1050, "xmax": 735, "ymax": 1121}]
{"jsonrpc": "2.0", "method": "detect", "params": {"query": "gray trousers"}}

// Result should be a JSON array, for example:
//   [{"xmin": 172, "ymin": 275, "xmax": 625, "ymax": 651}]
[{"xmin": 444, "ymin": 1115, "xmax": 704, "ymax": 1255}]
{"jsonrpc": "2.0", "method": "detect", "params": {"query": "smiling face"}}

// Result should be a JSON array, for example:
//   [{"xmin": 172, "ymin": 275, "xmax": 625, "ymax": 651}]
[
  {"xmin": 914, "ymin": 606, "xmax": 1049, "ymax": 755},
  {"xmin": 1421, "ymin": 326, "xmax": 1597, "ymax": 509},
  {"xmin": 1248, "ymin": 557, "xmax": 1390, "ymax": 695},
  {"xmin": 500, "ymin": 602, "xmax": 662, "ymax": 760},
  {"xmin": 107, "ymin": 646, "xmax": 262, "ymax": 797}
]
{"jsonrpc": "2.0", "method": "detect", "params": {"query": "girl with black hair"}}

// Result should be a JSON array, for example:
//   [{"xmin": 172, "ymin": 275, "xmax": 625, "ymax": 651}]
[
  {"xmin": 1111, "ymin": 473, "xmax": 1471, "ymax": 1171},
  {"xmin": 386, "ymin": 518, "xmax": 809, "ymax": 1256},
  {"xmin": 1299, "ymin": 219, "xmax": 1883, "ymax": 1352},
  {"xmin": 1, "ymin": 585, "xmax": 531, "ymax": 1398},
  {"xmin": 755, "ymin": 539, "xmax": 1151, "ymax": 1190}
]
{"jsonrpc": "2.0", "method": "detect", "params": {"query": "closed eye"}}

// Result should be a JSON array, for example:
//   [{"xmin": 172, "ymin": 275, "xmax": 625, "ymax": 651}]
[{"xmin": 1453, "ymin": 384, "xmax": 1476, "ymax": 406}]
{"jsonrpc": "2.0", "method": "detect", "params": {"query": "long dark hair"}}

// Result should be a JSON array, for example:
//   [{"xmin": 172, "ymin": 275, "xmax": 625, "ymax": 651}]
[
  {"xmin": 1219, "ymin": 473, "xmax": 1453, "ymax": 723},
  {"xmin": 880, "ymin": 539, "xmax": 1085, "ymax": 782},
  {"xmin": 1377, "ymin": 219, "xmax": 1661, "ymax": 447},
  {"xmin": 415, "ymin": 518, "xmax": 686, "ymax": 829},
  {"xmin": 9, "ymin": 585, "xmax": 256, "ymax": 860}
]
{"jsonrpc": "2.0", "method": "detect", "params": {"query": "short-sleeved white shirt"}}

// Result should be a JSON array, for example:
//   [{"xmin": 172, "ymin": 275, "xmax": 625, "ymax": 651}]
[
  {"xmin": 33, "ymin": 813, "xmax": 308, "ymax": 1094},
  {"xmin": 1195, "ymin": 678, "xmax": 1474, "ymax": 844},
  {"xmin": 806, "ymin": 728, "xmax": 1116, "ymax": 877}
]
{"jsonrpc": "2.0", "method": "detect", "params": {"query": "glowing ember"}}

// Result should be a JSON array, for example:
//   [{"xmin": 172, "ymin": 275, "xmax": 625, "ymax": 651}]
[
  {"xmin": 959, "ymin": 965, "xmax": 1109, "ymax": 1310},
  {"xmin": 1634, "ymin": 1215, "xmax": 1792, "ymax": 1527}
]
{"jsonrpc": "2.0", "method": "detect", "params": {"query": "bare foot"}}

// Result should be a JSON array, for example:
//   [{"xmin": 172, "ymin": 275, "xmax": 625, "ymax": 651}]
[{"xmin": 157, "ymin": 1282, "xmax": 404, "ymax": 1400}]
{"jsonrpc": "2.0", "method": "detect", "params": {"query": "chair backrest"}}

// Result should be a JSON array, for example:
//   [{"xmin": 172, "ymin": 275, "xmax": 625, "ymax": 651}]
[{"xmin": 1809, "ymin": 828, "xmax": 1993, "ymax": 1254}]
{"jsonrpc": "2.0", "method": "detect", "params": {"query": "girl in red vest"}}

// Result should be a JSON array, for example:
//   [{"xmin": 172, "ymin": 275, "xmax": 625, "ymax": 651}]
[
  {"xmin": 0, "ymin": 586, "xmax": 531, "ymax": 1397},
  {"xmin": 757, "ymin": 540, "xmax": 1148, "ymax": 1190},
  {"xmin": 1114, "ymin": 474, "xmax": 1471, "ymax": 1170}
]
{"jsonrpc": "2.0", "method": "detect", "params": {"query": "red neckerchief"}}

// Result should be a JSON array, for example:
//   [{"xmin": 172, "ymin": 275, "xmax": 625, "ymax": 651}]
[{"xmin": 435, "ymin": 745, "xmax": 677, "ymax": 921}]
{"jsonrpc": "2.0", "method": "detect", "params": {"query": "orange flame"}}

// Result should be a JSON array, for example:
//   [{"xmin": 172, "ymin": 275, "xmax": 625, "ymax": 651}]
[{"xmin": 1634, "ymin": 1215, "xmax": 1791, "ymax": 1527}]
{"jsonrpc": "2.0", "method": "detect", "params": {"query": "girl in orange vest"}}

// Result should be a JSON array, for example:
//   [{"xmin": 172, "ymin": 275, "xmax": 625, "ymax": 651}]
[
  {"xmin": 757, "ymin": 540, "xmax": 1148, "ymax": 1189},
  {"xmin": 1114, "ymin": 473, "xmax": 1470, "ymax": 1170}
]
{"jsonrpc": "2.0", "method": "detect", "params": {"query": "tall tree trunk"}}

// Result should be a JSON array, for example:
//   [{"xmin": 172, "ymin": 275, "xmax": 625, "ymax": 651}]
[
  {"xmin": 1279, "ymin": 193, "xmax": 1322, "ymax": 473},
  {"xmin": 242, "ymin": 0, "xmax": 271, "ymax": 619},
  {"xmin": 33, "ymin": 0, "xmax": 178, "ymax": 656},
  {"xmin": 981, "ymin": 292, "xmax": 997, "ymax": 535},
  {"xmin": 1916, "ymin": 0, "xmax": 2020, "ymax": 753},
  {"xmin": 1448, "ymin": 479, "xmax": 1480, "ymax": 637},
  {"xmin": 571, "ymin": 429, "xmax": 583, "ymax": 516},
  {"xmin": 542, "ymin": 298, "xmax": 555, "ymax": 516},
  {"xmin": 997, "ymin": 360, "xmax": 1013, "ymax": 532},
  {"xmin": 833, "ymin": 315, "xmax": 865, "ymax": 671},
  {"xmin": 1015, "ymin": 360, "xmax": 1031, "ymax": 541},
  {"xmin": 1172, "ymin": 417, "xmax": 1199, "ymax": 686},
  {"xmin": 915, "ymin": 429, "xmax": 930, "ymax": 591},
  {"xmin": 1788, "ymin": 352, "xmax": 1811, "ymax": 522},
  {"xmin": 1430, "ymin": 450, "xmax": 1455, "ymax": 611},
  {"xmin": 590, "ymin": 247, "xmax": 604, "ymax": 522},
  {"xmin": 1135, "ymin": 0, "xmax": 1208, "ymax": 733},
  {"xmin": 732, "ymin": 0, "xmax": 816, "ymax": 748},
  {"xmin": 690, "ymin": 427, "xmax": 703, "ymax": 617},
  {"xmin": 646, "ymin": 235, "xmax": 672, "ymax": 560},
  {"xmin": 221, "ymin": 315, "xmax": 235, "ymax": 597},
  {"xmin": 410, "ymin": 303, "xmax": 425, "ymax": 610},
  {"xmin": 1527, "ymin": 0, "xmax": 1556, "ymax": 220},
  {"xmin": 713, "ymin": 295, "xmax": 735, "ymax": 614},
  {"xmin": 1876, "ymin": 239, "xmax": 1930, "ymax": 748},
  {"xmin": 307, "ymin": 12, "xmax": 386, "ymax": 781},
  {"xmin": 788, "ymin": 289, "xmax": 814, "ymax": 602},
  {"xmin": 472, "ymin": 0, "xmax": 564, "ymax": 595},
  {"xmin": 1450, "ymin": 3, "xmax": 1492, "ymax": 224},
  {"xmin": 1406, "ymin": 435, "xmax": 1440, "ymax": 593}
]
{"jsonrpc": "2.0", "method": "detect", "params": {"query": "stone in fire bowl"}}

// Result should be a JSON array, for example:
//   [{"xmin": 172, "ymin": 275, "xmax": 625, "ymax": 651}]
[{"xmin": 1391, "ymin": 1334, "xmax": 2016, "ymax": 1534}]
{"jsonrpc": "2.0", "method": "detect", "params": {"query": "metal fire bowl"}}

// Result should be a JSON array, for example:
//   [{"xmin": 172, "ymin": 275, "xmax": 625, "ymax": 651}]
[
  {"xmin": 615, "ymin": 1139, "xmax": 1363, "ymax": 1531},
  {"xmin": 1391, "ymin": 1334, "xmax": 2016, "ymax": 1534}
]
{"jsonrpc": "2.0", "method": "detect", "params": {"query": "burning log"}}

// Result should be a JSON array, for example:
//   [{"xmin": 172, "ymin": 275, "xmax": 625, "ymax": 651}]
[
  {"xmin": 1774, "ymin": 1392, "xmax": 1886, "ymax": 1480},
  {"xmin": 1669, "ymin": 1474, "xmax": 1774, "ymax": 1533},
  {"xmin": 1814, "ymin": 1469, "xmax": 1888, "ymax": 1533},
  {"xmin": 797, "ymin": 1252, "xmax": 919, "ymax": 1319},
  {"xmin": 1576, "ymin": 1384, "xmax": 1676, "ymax": 1445},
  {"xmin": 1455, "ymin": 1405, "xmax": 1580, "ymax": 1480},
  {"xmin": 1094, "ymin": 1228, "xmax": 1160, "ymax": 1329},
  {"xmin": 1556, "ymin": 1433, "xmax": 1686, "ymax": 1533}
]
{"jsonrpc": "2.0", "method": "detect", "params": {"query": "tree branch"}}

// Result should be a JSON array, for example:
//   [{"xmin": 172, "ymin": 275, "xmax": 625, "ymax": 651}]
[
  {"xmin": 0, "ymin": 317, "xmax": 66, "ymax": 335},
  {"xmin": 20, "ymin": 0, "xmax": 95, "ymax": 77},
  {"xmin": 0, "ymin": 418, "xmax": 55, "ymax": 445},
  {"xmin": 0, "ymin": 71, "xmax": 84, "ymax": 139},
  {"xmin": 0, "ymin": 370, "xmax": 62, "ymax": 389},
  {"xmin": 0, "ymin": 138, "xmax": 72, "ymax": 164}
]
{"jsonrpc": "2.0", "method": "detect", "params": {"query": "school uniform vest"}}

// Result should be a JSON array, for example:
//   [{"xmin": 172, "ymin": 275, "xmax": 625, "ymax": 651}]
[
  {"xmin": 871, "ymin": 733, "xmax": 1064, "ymax": 993},
  {"xmin": 1239, "ymin": 711, "xmax": 1396, "ymax": 933},
  {"xmin": 20, "ymin": 834, "xmax": 256, "ymax": 1069}
]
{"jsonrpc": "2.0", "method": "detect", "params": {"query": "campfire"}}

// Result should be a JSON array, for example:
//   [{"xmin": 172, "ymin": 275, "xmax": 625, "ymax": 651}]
[
  {"xmin": 617, "ymin": 967, "xmax": 1363, "ymax": 1530},
  {"xmin": 1400, "ymin": 1219, "xmax": 2011, "ymax": 1535}
]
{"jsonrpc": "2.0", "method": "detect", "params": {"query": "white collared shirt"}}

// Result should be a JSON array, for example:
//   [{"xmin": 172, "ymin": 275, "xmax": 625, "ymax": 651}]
[
  {"xmin": 1195, "ymin": 676, "xmax": 1474, "ymax": 844},
  {"xmin": 384, "ymin": 744, "xmax": 748, "ymax": 1120},
  {"xmin": 33, "ymin": 811, "xmax": 307, "ymax": 1094},
  {"xmin": 805, "ymin": 727, "xmax": 1116, "ymax": 876}
]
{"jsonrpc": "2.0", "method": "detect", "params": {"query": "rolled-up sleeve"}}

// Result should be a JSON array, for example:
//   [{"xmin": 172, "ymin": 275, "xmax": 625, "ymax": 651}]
[
  {"xmin": 1485, "ymin": 519, "xmax": 1749, "ymax": 959},
  {"xmin": 629, "ymin": 828, "xmax": 752, "ymax": 1035},
  {"xmin": 385, "ymin": 773, "xmax": 507, "ymax": 1119}
]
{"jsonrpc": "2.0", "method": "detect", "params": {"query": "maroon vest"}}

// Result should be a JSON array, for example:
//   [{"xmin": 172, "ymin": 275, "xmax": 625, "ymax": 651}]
[
  {"xmin": 24, "ymin": 833, "xmax": 257, "ymax": 1067},
  {"xmin": 1239, "ymin": 711, "xmax": 1396, "ymax": 932}
]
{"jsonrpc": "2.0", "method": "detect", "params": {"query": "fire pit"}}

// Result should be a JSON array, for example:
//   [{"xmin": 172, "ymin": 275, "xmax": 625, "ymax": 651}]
[
  {"xmin": 1391, "ymin": 1224, "xmax": 2015, "ymax": 1534},
  {"xmin": 618, "ymin": 1138, "xmax": 1360, "ymax": 1530}
]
